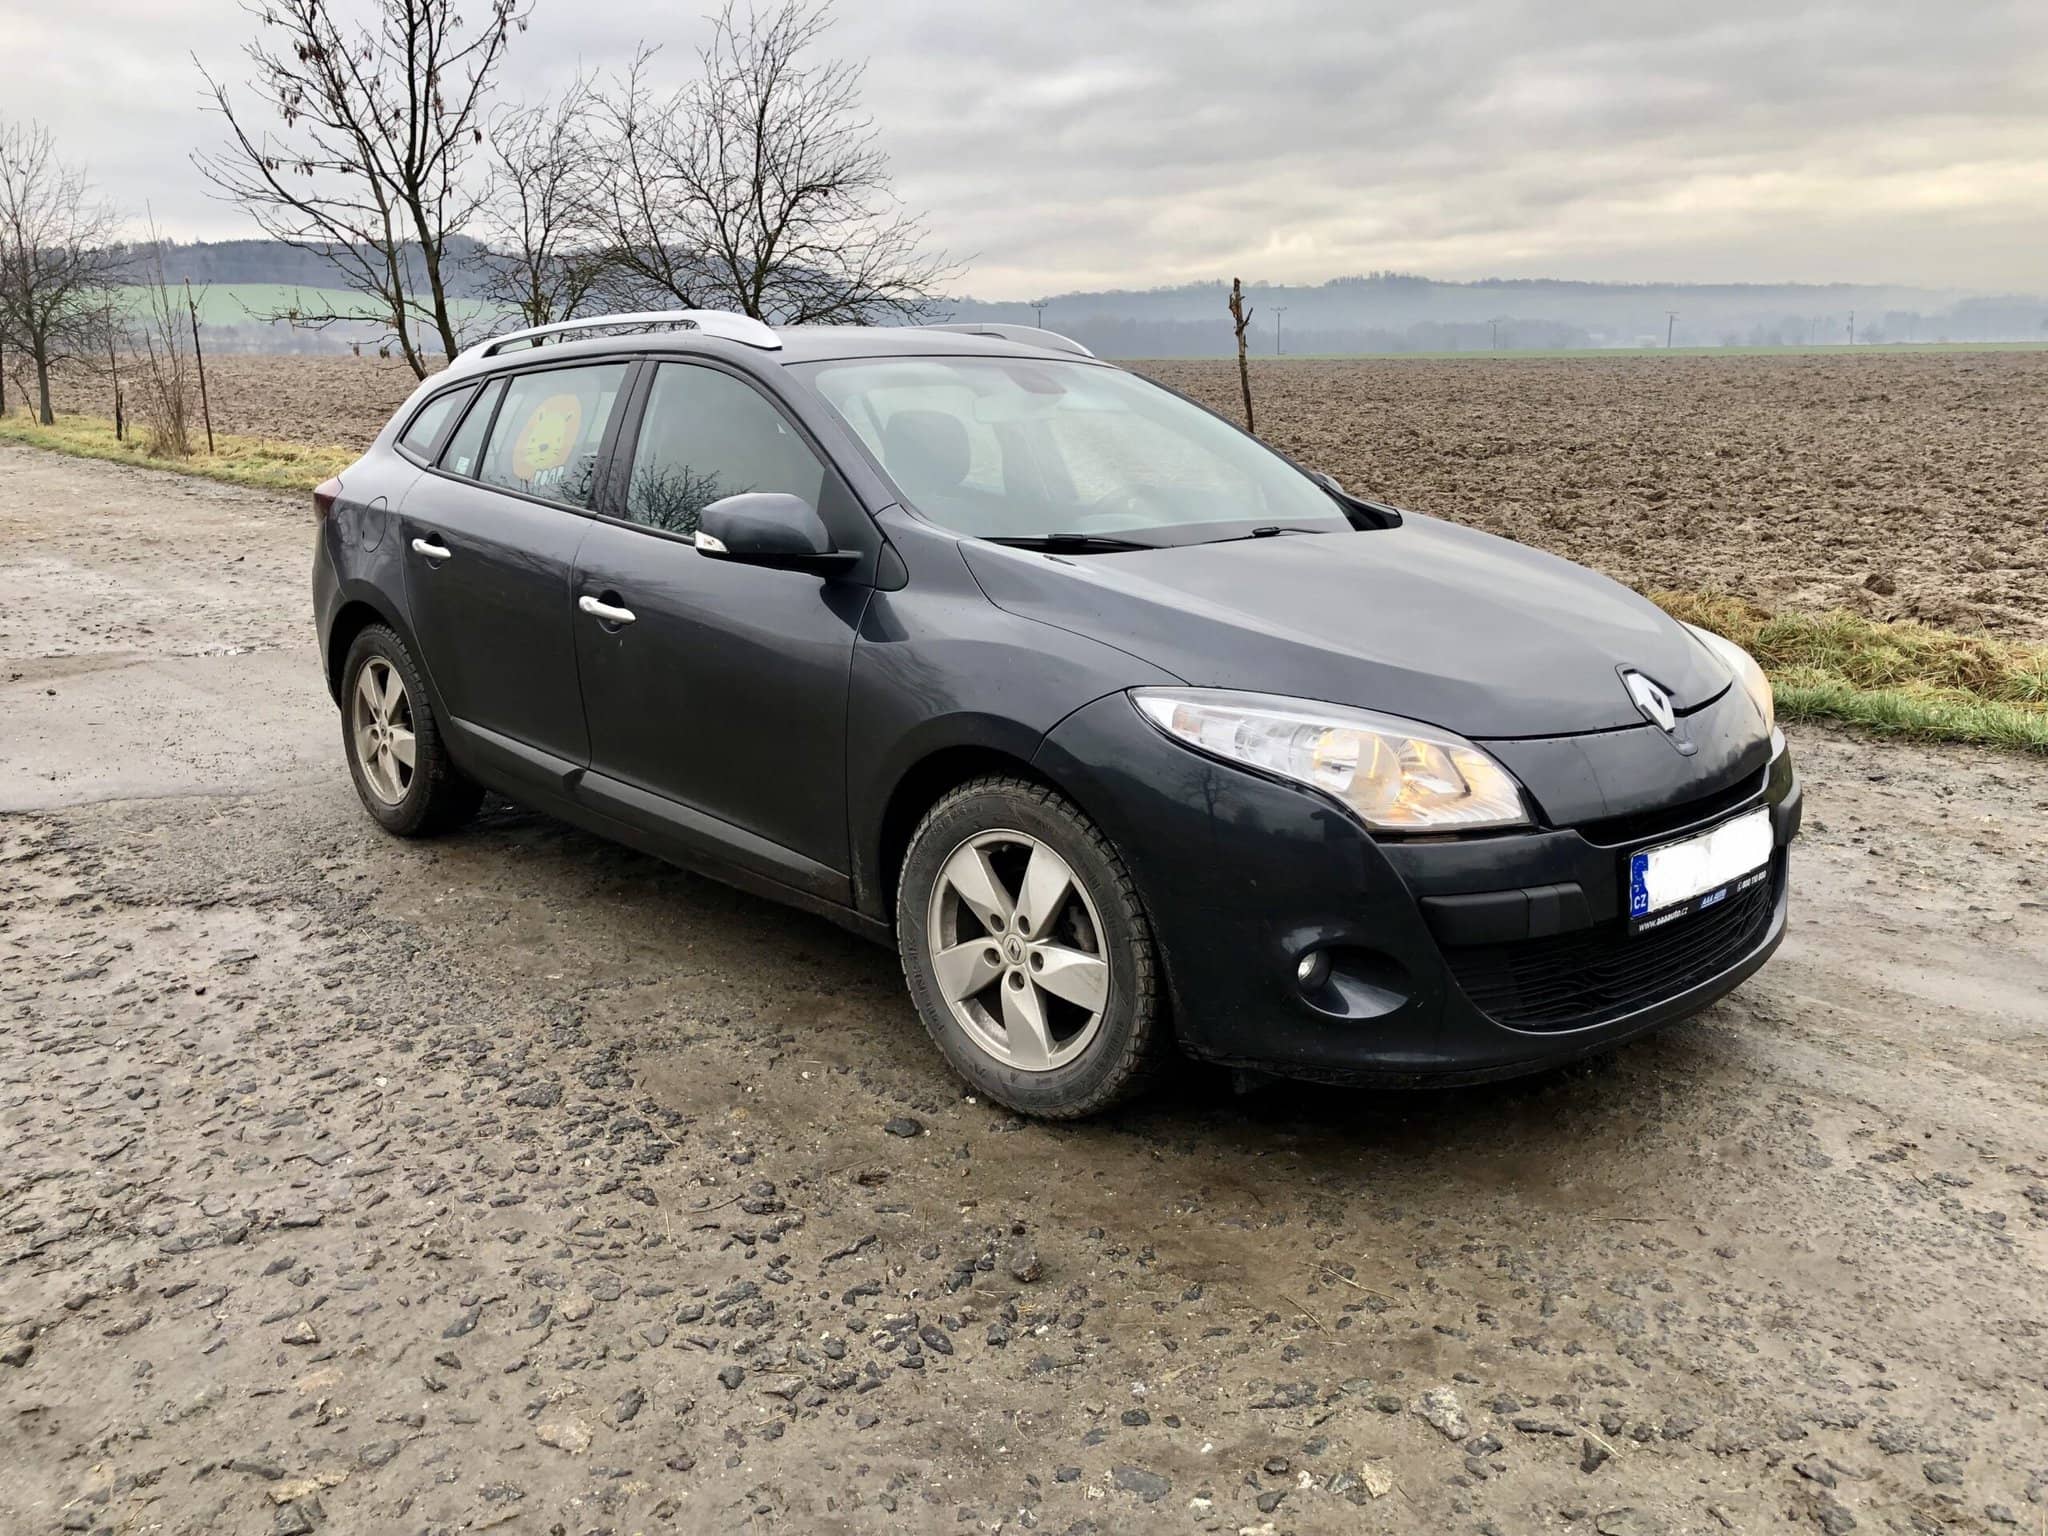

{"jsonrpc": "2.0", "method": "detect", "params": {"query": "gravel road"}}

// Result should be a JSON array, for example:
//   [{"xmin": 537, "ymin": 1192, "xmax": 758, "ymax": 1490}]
[{"xmin": 4, "ymin": 442, "xmax": 2046, "ymax": 1535}]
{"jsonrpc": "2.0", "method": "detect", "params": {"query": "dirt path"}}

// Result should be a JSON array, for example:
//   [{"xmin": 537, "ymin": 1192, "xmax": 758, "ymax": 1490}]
[{"xmin": 3, "ymin": 443, "xmax": 2046, "ymax": 1535}]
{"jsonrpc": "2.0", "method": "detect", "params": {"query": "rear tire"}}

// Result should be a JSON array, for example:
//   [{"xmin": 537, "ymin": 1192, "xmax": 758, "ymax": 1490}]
[
  {"xmin": 340, "ymin": 624, "xmax": 482, "ymax": 837},
  {"xmin": 896, "ymin": 776, "xmax": 1169, "ymax": 1118}
]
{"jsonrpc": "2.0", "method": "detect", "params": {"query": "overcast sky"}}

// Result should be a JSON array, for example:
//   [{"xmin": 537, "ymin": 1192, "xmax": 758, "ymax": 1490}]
[{"xmin": 7, "ymin": 0, "xmax": 2047, "ymax": 296}]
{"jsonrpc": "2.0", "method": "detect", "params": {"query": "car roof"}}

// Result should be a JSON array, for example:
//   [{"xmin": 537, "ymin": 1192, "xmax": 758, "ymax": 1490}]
[{"xmin": 440, "ymin": 319, "xmax": 1104, "ymax": 380}]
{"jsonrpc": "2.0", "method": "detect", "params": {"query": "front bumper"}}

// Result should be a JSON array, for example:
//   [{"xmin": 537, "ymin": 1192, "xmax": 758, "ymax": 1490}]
[{"xmin": 1033, "ymin": 694, "xmax": 1801, "ymax": 1087}]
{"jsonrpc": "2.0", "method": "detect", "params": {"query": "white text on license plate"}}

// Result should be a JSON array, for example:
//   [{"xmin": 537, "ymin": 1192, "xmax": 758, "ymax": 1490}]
[{"xmin": 1627, "ymin": 807, "xmax": 1772, "ymax": 932}]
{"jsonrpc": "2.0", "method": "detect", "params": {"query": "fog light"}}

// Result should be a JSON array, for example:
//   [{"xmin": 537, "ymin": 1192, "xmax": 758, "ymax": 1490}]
[{"xmin": 1295, "ymin": 949, "xmax": 1332, "ymax": 992}]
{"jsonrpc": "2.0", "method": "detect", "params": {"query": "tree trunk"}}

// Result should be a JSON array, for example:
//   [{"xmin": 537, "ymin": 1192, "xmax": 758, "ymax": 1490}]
[
  {"xmin": 1227, "ymin": 278, "xmax": 1256, "ymax": 434},
  {"xmin": 35, "ymin": 355, "xmax": 54, "ymax": 426}
]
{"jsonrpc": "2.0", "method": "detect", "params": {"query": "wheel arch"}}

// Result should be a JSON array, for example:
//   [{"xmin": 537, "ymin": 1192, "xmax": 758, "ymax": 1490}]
[
  {"xmin": 324, "ymin": 587, "xmax": 420, "ymax": 706},
  {"xmin": 867, "ymin": 744, "xmax": 1082, "ymax": 932}
]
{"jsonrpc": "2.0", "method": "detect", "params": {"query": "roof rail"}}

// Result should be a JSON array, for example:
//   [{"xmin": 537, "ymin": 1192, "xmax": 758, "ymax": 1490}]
[
  {"xmin": 919, "ymin": 322, "xmax": 1094, "ymax": 359},
  {"xmin": 456, "ymin": 309, "xmax": 781, "ymax": 364}
]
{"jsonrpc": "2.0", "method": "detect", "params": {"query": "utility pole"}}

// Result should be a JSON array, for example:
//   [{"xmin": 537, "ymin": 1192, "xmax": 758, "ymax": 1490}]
[
  {"xmin": 1490, "ymin": 317, "xmax": 1503, "ymax": 351},
  {"xmin": 1273, "ymin": 306, "xmax": 1288, "ymax": 356},
  {"xmin": 1666, "ymin": 312, "xmax": 1679, "ymax": 349},
  {"xmin": 1031, "ymin": 300, "xmax": 1048, "ymax": 328},
  {"xmin": 1847, "ymin": 309, "xmax": 1855, "ymax": 346}
]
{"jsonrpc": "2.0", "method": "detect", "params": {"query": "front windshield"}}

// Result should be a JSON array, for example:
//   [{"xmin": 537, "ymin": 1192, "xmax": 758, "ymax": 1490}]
[{"xmin": 799, "ymin": 355, "xmax": 1349, "ymax": 545}]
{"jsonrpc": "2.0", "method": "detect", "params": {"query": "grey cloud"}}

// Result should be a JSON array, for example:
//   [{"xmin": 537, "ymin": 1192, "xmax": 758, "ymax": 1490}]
[{"xmin": 5, "ymin": 0, "xmax": 2044, "ymax": 294}]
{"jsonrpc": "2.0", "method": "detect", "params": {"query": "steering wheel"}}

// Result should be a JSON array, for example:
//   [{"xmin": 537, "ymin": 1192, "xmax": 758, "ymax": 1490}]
[{"xmin": 1080, "ymin": 482, "xmax": 1180, "ymax": 529}]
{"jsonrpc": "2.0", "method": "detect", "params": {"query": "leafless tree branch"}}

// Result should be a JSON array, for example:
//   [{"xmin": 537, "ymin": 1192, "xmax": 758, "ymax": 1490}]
[
  {"xmin": 586, "ymin": 1, "xmax": 955, "ymax": 325},
  {"xmin": 0, "ymin": 118, "xmax": 127, "ymax": 424},
  {"xmin": 191, "ymin": 0, "xmax": 528, "ymax": 377}
]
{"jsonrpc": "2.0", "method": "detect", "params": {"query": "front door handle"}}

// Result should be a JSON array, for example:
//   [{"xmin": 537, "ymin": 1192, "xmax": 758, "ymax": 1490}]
[
  {"xmin": 579, "ymin": 594, "xmax": 637, "ymax": 626},
  {"xmin": 411, "ymin": 537, "xmax": 452, "ymax": 561}
]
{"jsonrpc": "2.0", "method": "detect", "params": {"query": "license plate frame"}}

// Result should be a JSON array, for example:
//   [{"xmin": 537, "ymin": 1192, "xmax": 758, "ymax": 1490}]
[{"xmin": 1626, "ymin": 806, "xmax": 1773, "ymax": 936}]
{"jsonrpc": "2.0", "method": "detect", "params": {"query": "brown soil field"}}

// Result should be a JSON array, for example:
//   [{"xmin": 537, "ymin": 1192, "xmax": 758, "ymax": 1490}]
[{"xmin": 49, "ymin": 348, "xmax": 2048, "ymax": 636}]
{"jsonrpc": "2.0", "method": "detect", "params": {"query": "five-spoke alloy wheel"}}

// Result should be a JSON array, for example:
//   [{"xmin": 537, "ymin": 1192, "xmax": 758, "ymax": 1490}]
[
  {"xmin": 898, "ymin": 777, "xmax": 1168, "ymax": 1118},
  {"xmin": 350, "ymin": 656, "xmax": 417, "ymax": 806},
  {"xmin": 340, "ymin": 624, "xmax": 482, "ymax": 837}
]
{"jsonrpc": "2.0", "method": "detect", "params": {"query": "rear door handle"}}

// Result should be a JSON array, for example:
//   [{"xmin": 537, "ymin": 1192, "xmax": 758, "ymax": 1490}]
[
  {"xmin": 411, "ymin": 537, "xmax": 452, "ymax": 560},
  {"xmin": 579, "ymin": 594, "xmax": 637, "ymax": 625}
]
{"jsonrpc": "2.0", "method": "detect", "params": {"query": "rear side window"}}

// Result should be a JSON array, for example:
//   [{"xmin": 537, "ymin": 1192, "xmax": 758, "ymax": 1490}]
[
  {"xmin": 439, "ymin": 379, "xmax": 504, "ymax": 479},
  {"xmin": 397, "ymin": 385, "xmax": 475, "ymax": 462},
  {"xmin": 476, "ymin": 363, "xmax": 631, "ymax": 509},
  {"xmin": 623, "ymin": 363, "xmax": 828, "ymax": 534}
]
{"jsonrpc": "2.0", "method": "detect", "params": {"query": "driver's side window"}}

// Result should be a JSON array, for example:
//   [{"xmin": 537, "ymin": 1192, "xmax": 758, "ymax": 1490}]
[{"xmin": 625, "ymin": 364, "xmax": 829, "ymax": 536}]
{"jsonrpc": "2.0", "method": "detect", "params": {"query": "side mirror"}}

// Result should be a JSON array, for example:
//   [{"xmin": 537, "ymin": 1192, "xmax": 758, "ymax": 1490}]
[{"xmin": 694, "ymin": 493, "xmax": 858, "ymax": 575}]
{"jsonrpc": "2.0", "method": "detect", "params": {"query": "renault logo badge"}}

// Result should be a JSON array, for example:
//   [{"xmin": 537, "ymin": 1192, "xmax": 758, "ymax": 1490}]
[{"xmin": 1624, "ymin": 671, "xmax": 1677, "ymax": 732}]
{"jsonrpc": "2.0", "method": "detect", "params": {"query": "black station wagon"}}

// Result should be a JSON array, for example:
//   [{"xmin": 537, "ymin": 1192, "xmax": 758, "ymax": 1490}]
[{"xmin": 312, "ymin": 311, "xmax": 1799, "ymax": 1117}]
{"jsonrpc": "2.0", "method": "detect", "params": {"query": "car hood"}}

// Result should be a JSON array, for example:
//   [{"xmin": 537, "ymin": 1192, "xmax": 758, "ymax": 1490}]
[{"xmin": 960, "ymin": 514, "xmax": 1728, "ymax": 739}]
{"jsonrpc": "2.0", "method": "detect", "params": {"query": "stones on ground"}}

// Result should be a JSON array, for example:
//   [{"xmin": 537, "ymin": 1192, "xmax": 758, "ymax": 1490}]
[
  {"xmin": 0, "ymin": 1340, "xmax": 31, "ymax": 1368},
  {"xmin": 717, "ymin": 1365, "xmax": 745, "ymax": 1390},
  {"xmin": 558, "ymin": 1292, "xmax": 594, "ymax": 1323},
  {"xmin": 357, "ymin": 1439, "xmax": 400, "ymax": 1469},
  {"xmin": 1582, "ymin": 1437, "xmax": 1612, "ymax": 1473},
  {"xmin": 442, "ymin": 1303, "xmax": 483, "ymax": 1339},
  {"xmin": 1415, "ymin": 1386, "xmax": 1468, "ymax": 1441},
  {"xmin": 1111, "ymin": 1466, "xmax": 1170, "ymax": 1503},
  {"xmin": 281, "ymin": 1320, "xmax": 319, "ymax": 1346},
  {"xmin": 1923, "ymin": 1460, "xmax": 1963, "ymax": 1486},
  {"xmin": 1595, "ymin": 1511, "xmax": 1664, "ymax": 1536},
  {"xmin": 272, "ymin": 1498, "xmax": 322, "ymax": 1535},
  {"xmin": 615, "ymin": 1387, "xmax": 646, "ymax": 1424},
  {"xmin": 535, "ymin": 1418, "xmax": 592, "ymax": 1454},
  {"xmin": 1008, "ymin": 1245, "xmax": 1043, "ymax": 1283},
  {"xmin": 882, "ymin": 1116, "xmax": 923, "ymax": 1138},
  {"xmin": 1817, "ymin": 1499, "xmax": 1858, "ymax": 1534}
]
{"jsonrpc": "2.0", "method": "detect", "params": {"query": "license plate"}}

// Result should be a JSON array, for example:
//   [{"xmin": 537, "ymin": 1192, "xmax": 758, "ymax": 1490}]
[{"xmin": 1627, "ymin": 807, "xmax": 1772, "ymax": 935}]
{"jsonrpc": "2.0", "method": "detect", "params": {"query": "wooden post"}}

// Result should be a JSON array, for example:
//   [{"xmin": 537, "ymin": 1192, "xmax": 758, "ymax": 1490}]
[
  {"xmin": 185, "ymin": 280, "xmax": 215, "ymax": 454},
  {"xmin": 1227, "ymin": 278, "xmax": 1256, "ymax": 434},
  {"xmin": 1, "ymin": 336, "xmax": 7, "ymax": 416},
  {"xmin": 107, "ymin": 322, "xmax": 123, "ymax": 441}
]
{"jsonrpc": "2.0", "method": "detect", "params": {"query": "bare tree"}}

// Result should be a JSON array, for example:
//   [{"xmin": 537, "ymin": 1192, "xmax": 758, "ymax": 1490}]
[
  {"xmin": 471, "ymin": 79, "xmax": 611, "ymax": 327},
  {"xmin": 193, "ymin": 0, "xmax": 528, "ymax": 377},
  {"xmin": 0, "ymin": 119, "xmax": 126, "ymax": 425},
  {"xmin": 589, "ymin": 1, "xmax": 954, "ymax": 323},
  {"xmin": 132, "ymin": 234, "xmax": 197, "ymax": 459},
  {"xmin": 1227, "ymin": 278, "xmax": 1255, "ymax": 433}
]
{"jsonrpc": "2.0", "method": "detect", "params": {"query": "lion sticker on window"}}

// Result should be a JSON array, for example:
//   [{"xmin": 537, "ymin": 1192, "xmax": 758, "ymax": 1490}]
[{"xmin": 509, "ymin": 392, "xmax": 585, "ymax": 489}]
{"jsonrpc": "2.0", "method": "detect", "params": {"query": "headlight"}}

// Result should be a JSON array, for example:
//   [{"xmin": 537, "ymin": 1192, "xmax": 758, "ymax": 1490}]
[
  {"xmin": 1683, "ymin": 623, "xmax": 1775, "ymax": 736},
  {"xmin": 1131, "ymin": 689, "xmax": 1528, "ymax": 832}
]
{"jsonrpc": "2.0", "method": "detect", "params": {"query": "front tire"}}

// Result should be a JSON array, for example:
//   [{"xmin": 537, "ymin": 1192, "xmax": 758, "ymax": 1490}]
[
  {"xmin": 340, "ymin": 624, "xmax": 481, "ymax": 837},
  {"xmin": 896, "ymin": 776, "xmax": 1169, "ymax": 1118}
]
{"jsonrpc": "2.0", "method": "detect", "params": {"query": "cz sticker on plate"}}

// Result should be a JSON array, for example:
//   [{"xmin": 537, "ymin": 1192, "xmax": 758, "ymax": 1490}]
[{"xmin": 1627, "ymin": 806, "xmax": 1772, "ymax": 936}]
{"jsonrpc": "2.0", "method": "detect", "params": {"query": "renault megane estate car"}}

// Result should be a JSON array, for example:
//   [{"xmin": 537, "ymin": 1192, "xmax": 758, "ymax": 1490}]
[{"xmin": 312, "ymin": 310, "xmax": 1799, "ymax": 1118}]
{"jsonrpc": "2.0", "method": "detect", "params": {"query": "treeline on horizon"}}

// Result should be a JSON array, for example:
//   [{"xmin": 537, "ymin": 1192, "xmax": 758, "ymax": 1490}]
[{"xmin": 136, "ymin": 238, "xmax": 2048, "ymax": 358}]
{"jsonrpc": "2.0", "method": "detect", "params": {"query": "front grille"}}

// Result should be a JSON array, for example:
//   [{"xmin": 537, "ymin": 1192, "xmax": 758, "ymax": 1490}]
[
  {"xmin": 1572, "ymin": 765, "xmax": 1767, "ymax": 848},
  {"xmin": 1443, "ymin": 865, "xmax": 1778, "ymax": 1032}
]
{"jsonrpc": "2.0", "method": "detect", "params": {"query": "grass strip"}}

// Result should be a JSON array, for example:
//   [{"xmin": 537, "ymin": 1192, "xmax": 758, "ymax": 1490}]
[
  {"xmin": 0, "ymin": 410, "xmax": 355, "ymax": 495},
  {"xmin": 1654, "ymin": 591, "xmax": 2048, "ymax": 754}
]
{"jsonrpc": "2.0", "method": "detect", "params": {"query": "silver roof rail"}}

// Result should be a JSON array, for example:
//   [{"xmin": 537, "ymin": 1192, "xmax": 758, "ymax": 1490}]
[
  {"xmin": 920, "ymin": 322, "xmax": 1094, "ymax": 359},
  {"xmin": 456, "ymin": 309, "xmax": 782, "ymax": 364}
]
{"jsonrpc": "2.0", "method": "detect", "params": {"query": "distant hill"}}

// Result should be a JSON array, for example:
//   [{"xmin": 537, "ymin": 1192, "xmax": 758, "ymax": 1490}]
[
  {"xmin": 952, "ymin": 273, "xmax": 2048, "ymax": 357},
  {"xmin": 138, "ymin": 240, "xmax": 2048, "ymax": 357}
]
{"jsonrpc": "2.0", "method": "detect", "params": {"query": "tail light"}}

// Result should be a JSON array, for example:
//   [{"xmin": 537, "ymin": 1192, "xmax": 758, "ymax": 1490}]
[{"xmin": 313, "ymin": 477, "xmax": 343, "ymax": 522}]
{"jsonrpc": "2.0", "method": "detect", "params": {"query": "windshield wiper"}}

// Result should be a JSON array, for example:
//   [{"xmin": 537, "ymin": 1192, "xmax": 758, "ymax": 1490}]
[{"xmin": 986, "ymin": 532, "xmax": 1158, "ymax": 553}]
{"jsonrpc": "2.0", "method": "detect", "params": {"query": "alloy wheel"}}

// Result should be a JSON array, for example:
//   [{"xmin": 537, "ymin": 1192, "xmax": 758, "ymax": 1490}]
[
  {"xmin": 924, "ymin": 829, "xmax": 1111, "ymax": 1072},
  {"xmin": 351, "ymin": 656, "xmax": 417, "ymax": 806}
]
